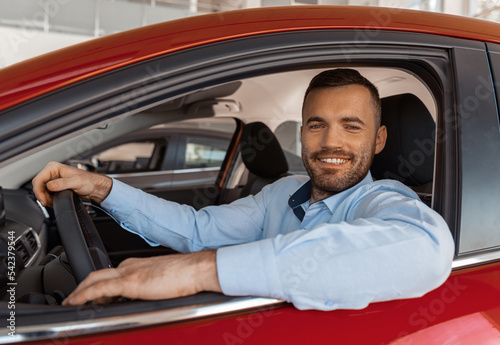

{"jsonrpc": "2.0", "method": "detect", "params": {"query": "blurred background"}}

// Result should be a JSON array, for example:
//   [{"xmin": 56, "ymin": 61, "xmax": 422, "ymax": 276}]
[{"xmin": 0, "ymin": 0, "xmax": 499, "ymax": 68}]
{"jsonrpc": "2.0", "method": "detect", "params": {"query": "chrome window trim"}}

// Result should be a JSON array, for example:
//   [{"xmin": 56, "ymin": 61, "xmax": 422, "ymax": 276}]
[
  {"xmin": 0, "ymin": 297, "xmax": 284, "ymax": 344},
  {"xmin": 108, "ymin": 166, "xmax": 220, "ymax": 178},
  {"xmin": 452, "ymin": 250, "xmax": 500, "ymax": 269}
]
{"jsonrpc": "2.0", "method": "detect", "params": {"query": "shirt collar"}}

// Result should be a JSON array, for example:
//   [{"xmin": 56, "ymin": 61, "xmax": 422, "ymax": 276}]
[{"xmin": 288, "ymin": 172, "xmax": 374, "ymax": 221}]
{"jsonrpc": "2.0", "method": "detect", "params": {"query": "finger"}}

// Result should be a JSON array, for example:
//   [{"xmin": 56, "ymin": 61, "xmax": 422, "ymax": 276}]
[
  {"xmin": 34, "ymin": 188, "xmax": 53, "ymax": 208},
  {"xmin": 41, "ymin": 176, "xmax": 82, "ymax": 207},
  {"xmin": 46, "ymin": 176, "xmax": 85, "ymax": 194},
  {"xmin": 71, "ymin": 268, "xmax": 119, "ymax": 294},
  {"xmin": 91, "ymin": 296, "xmax": 124, "ymax": 305},
  {"xmin": 63, "ymin": 278, "xmax": 127, "ymax": 306},
  {"xmin": 47, "ymin": 170, "xmax": 110, "ymax": 202},
  {"xmin": 63, "ymin": 269, "xmax": 123, "ymax": 306},
  {"xmin": 46, "ymin": 172, "xmax": 100, "ymax": 202},
  {"xmin": 32, "ymin": 162, "xmax": 65, "ymax": 207}
]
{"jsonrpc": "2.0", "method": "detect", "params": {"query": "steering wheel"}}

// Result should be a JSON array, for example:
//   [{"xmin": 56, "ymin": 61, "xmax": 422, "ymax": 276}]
[{"xmin": 53, "ymin": 190, "xmax": 112, "ymax": 284}]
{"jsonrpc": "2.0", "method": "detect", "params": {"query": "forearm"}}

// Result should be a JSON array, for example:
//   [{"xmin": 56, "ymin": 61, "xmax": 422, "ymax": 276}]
[
  {"xmin": 192, "ymin": 250, "xmax": 222, "ymax": 294},
  {"xmin": 64, "ymin": 249, "xmax": 221, "ymax": 306},
  {"xmin": 101, "ymin": 179, "xmax": 265, "ymax": 251},
  {"xmin": 88, "ymin": 174, "xmax": 113, "ymax": 204}
]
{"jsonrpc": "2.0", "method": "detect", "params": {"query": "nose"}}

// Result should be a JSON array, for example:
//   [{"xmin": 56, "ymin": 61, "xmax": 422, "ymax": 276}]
[{"xmin": 321, "ymin": 126, "xmax": 344, "ymax": 149}]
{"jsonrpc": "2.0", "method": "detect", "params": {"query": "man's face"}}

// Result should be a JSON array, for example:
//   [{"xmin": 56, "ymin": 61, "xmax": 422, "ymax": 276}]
[{"xmin": 301, "ymin": 85, "xmax": 387, "ymax": 202}]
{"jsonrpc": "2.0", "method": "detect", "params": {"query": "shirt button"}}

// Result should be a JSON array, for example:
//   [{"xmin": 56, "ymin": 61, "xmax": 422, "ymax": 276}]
[
  {"xmin": 325, "ymin": 300, "xmax": 335, "ymax": 308},
  {"xmin": 111, "ymin": 208, "xmax": 117, "ymax": 213}
]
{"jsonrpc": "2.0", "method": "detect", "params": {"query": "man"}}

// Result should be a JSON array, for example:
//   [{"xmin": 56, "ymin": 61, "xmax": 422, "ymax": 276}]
[{"xmin": 32, "ymin": 69, "xmax": 454, "ymax": 310}]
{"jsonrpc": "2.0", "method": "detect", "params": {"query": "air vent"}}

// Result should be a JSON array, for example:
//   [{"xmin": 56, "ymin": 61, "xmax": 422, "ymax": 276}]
[
  {"xmin": 13, "ymin": 229, "xmax": 41, "ymax": 266},
  {"xmin": 25, "ymin": 230, "xmax": 38, "ymax": 252},
  {"xmin": 15, "ymin": 241, "xmax": 29, "ymax": 264}
]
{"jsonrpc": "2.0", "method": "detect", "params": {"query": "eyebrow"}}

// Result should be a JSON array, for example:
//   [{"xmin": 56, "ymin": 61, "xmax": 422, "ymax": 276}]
[
  {"xmin": 305, "ymin": 116, "xmax": 366, "ymax": 126},
  {"xmin": 305, "ymin": 116, "xmax": 326, "ymax": 125},
  {"xmin": 341, "ymin": 116, "xmax": 366, "ymax": 126}
]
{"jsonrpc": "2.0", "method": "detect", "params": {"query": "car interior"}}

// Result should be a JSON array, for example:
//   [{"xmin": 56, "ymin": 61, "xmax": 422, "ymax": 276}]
[{"xmin": 0, "ymin": 66, "xmax": 438, "ymax": 313}]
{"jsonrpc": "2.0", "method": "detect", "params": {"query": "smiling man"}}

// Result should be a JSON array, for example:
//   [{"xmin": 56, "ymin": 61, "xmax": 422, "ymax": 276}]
[
  {"xmin": 32, "ymin": 69, "xmax": 454, "ymax": 310},
  {"xmin": 301, "ymin": 71, "xmax": 386, "ymax": 202}
]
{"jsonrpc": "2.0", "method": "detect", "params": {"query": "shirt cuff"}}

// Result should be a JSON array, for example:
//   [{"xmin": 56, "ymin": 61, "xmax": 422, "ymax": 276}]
[
  {"xmin": 216, "ymin": 239, "xmax": 285, "ymax": 300},
  {"xmin": 101, "ymin": 179, "xmax": 137, "ymax": 217}
]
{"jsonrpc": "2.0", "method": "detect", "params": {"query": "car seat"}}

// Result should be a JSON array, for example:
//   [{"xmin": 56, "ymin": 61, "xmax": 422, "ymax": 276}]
[
  {"xmin": 239, "ymin": 121, "xmax": 289, "ymax": 198},
  {"xmin": 370, "ymin": 93, "xmax": 436, "ymax": 205}
]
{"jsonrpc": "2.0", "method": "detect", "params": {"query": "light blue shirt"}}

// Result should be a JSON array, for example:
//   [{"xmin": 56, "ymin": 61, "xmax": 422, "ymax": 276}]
[{"xmin": 101, "ymin": 172, "xmax": 454, "ymax": 311}]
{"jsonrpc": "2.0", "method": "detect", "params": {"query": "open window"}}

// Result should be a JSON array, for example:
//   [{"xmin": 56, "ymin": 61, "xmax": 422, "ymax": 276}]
[{"xmin": 0, "ymin": 26, "xmax": 459, "ymax": 343}]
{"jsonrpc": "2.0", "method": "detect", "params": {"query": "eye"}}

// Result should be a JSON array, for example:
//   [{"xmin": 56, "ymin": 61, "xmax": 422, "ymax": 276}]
[
  {"xmin": 308, "ymin": 124, "xmax": 323, "ymax": 130},
  {"xmin": 345, "ymin": 125, "xmax": 361, "ymax": 131}
]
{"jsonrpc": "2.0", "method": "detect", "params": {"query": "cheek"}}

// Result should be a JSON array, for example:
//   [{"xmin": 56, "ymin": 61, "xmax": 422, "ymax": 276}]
[
  {"xmin": 301, "ymin": 140, "xmax": 311, "ymax": 156},
  {"xmin": 344, "ymin": 138, "xmax": 371, "ymax": 158},
  {"xmin": 301, "ymin": 134, "xmax": 313, "ymax": 150},
  {"xmin": 359, "ymin": 137, "xmax": 377, "ymax": 156},
  {"xmin": 302, "ymin": 132, "xmax": 322, "ymax": 146}
]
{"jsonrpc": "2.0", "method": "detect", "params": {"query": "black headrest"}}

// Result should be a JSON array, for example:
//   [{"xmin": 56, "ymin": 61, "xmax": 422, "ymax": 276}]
[
  {"xmin": 371, "ymin": 93, "xmax": 435, "ymax": 186},
  {"xmin": 240, "ymin": 122, "xmax": 289, "ymax": 179}
]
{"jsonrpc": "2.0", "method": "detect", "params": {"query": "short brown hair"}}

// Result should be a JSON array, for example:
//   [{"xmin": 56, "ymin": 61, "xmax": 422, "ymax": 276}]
[{"xmin": 303, "ymin": 69, "xmax": 381, "ymax": 128}]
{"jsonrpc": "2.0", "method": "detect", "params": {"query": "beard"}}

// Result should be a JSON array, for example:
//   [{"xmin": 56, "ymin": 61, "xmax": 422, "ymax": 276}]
[{"xmin": 302, "ymin": 142, "xmax": 375, "ymax": 198}]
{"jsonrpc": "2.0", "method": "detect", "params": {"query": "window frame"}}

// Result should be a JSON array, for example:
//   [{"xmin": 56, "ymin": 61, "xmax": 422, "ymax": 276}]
[{"xmin": 1, "ymin": 29, "xmax": 470, "ymax": 342}]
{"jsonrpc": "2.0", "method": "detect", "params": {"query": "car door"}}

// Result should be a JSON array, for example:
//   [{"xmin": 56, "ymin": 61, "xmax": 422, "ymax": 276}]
[
  {"xmin": 2, "ymin": 9, "xmax": 500, "ymax": 343},
  {"xmin": 0, "ymin": 29, "xmax": 455, "ymax": 343}
]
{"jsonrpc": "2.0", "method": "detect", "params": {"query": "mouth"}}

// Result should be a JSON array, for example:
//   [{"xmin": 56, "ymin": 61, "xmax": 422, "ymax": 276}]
[{"xmin": 318, "ymin": 157, "xmax": 350, "ymax": 165}]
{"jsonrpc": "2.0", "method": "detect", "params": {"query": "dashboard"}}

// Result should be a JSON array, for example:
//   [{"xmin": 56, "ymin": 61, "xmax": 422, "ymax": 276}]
[{"xmin": 0, "ymin": 187, "xmax": 48, "ymax": 295}]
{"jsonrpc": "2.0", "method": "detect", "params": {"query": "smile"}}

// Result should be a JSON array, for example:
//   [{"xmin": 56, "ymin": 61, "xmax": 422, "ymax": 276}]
[{"xmin": 319, "ymin": 158, "xmax": 349, "ymax": 165}]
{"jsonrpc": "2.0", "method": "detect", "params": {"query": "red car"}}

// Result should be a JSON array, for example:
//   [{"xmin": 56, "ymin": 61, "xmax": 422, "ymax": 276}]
[{"xmin": 1, "ymin": 5, "xmax": 500, "ymax": 344}]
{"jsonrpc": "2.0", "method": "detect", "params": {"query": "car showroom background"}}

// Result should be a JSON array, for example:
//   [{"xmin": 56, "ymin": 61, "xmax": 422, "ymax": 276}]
[{"xmin": 0, "ymin": 0, "xmax": 499, "ymax": 69}]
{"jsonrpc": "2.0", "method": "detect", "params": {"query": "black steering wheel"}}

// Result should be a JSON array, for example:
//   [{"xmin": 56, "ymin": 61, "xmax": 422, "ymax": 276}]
[{"xmin": 53, "ymin": 190, "xmax": 112, "ymax": 284}]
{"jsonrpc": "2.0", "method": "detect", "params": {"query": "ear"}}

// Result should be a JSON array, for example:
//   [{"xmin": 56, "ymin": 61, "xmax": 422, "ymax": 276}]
[{"xmin": 374, "ymin": 125, "xmax": 387, "ymax": 155}]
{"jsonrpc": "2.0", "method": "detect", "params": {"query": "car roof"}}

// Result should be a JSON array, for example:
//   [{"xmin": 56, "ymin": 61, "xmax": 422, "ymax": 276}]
[{"xmin": 1, "ymin": 5, "xmax": 500, "ymax": 113}]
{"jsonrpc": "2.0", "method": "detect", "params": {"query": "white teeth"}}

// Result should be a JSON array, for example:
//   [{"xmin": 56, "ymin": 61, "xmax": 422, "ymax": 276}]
[{"xmin": 320, "ymin": 158, "xmax": 348, "ymax": 164}]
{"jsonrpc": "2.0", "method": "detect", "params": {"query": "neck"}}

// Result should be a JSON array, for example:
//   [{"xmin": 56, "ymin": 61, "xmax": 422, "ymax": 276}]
[
  {"xmin": 309, "ymin": 172, "xmax": 371, "ymax": 203},
  {"xmin": 310, "ymin": 185, "xmax": 337, "ymax": 204}
]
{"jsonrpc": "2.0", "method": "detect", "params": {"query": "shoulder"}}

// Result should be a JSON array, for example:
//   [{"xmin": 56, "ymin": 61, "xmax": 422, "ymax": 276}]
[
  {"xmin": 358, "ymin": 178, "xmax": 420, "ymax": 200},
  {"xmin": 345, "ymin": 178, "xmax": 432, "ymax": 220},
  {"xmin": 345, "ymin": 179, "xmax": 421, "ymax": 214}
]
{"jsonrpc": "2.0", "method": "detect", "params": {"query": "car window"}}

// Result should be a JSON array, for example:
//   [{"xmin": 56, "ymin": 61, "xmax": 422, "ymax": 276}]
[
  {"xmin": 184, "ymin": 136, "xmax": 229, "ymax": 169},
  {"xmin": 92, "ymin": 140, "xmax": 163, "ymax": 174}
]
